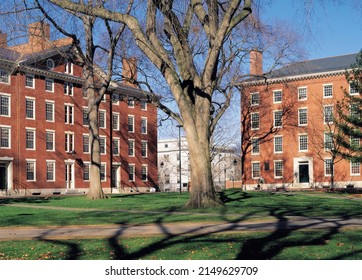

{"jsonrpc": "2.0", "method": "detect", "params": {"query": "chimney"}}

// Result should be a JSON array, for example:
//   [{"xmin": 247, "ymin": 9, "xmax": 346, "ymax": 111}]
[
  {"xmin": 122, "ymin": 57, "xmax": 137, "ymax": 87},
  {"xmin": 28, "ymin": 21, "xmax": 50, "ymax": 51},
  {"xmin": 0, "ymin": 30, "xmax": 7, "ymax": 48},
  {"xmin": 250, "ymin": 49, "xmax": 263, "ymax": 76}
]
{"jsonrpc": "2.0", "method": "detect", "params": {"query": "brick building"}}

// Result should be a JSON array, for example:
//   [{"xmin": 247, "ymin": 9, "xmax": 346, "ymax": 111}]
[
  {"xmin": 0, "ymin": 22, "xmax": 157, "ymax": 195},
  {"xmin": 241, "ymin": 51, "xmax": 361, "ymax": 190}
]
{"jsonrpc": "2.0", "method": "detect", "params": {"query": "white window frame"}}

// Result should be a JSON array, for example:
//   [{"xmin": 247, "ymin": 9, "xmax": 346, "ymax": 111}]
[
  {"xmin": 251, "ymin": 138, "xmax": 260, "ymax": 155},
  {"xmin": 128, "ymin": 115, "xmax": 135, "ymax": 133},
  {"xmin": 251, "ymin": 161, "xmax": 261, "ymax": 179},
  {"xmin": 141, "ymin": 140, "xmax": 148, "ymax": 158},
  {"xmin": 0, "ymin": 93, "xmax": 11, "ymax": 117},
  {"xmin": 251, "ymin": 112, "xmax": 260, "ymax": 130},
  {"xmin": 141, "ymin": 117, "xmax": 147, "ymax": 134},
  {"xmin": 351, "ymin": 161, "xmax": 360, "ymax": 176},
  {"xmin": 45, "ymin": 78, "xmax": 54, "ymax": 92},
  {"xmin": 324, "ymin": 158, "xmax": 332, "ymax": 177},
  {"xmin": 83, "ymin": 134, "xmax": 90, "ymax": 154},
  {"xmin": 64, "ymin": 104, "xmax": 74, "ymax": 125},
  {"xmin": 112, "ymin": 138, "xmax": 120, "ymax": 156},
  {"xmin": 128, "ymin": 164, "xmax": 135, "ymax": 181},
  {"xmin": 127, "ymin": 98, "xmax": 135, "ymax": 108},
  {"xmin": 142, "ymin": 164, "xmax": 148, "ymax": 181},
  {"xmin": 82, "ymin": 107, "xmax": 89, "ymax": 126},
  {"xmin": 273, "ymin": 90, "xmax": 282, "ymax": 104},
  {"xmin": 0, "ymin": 69, "xmax": 10, "ymax": 84},
  {"xmin": 324, "ymin": 133, "xmax": 334, "ymax": 151},
  {"xmin": 99, "ymin": 110, "xmax": 106, "ymax": 129},
  {"xmin": 65, "ymin": 60, "xmax": 73, "ymax": 75},
  {"xmin": 0, "ymin": 125, "xmax": 11, "ymax": 149},
  {"xmin": 26, "ymin": 128, "xmax": 36, "ymax": 150},
  {"xmin": 274, "ymin": 160, "xmax": 283, "ymax": 179},
  {"xmin": 25, "ymin": 74, "xmax": 35, "ymax": 88},
  {"xmin": 323, "ymin": 84, "xmax": 333, "ymax": 98},
  {"xmin": 65, "ymin": 132, "xmax": 74, "ymax": 153},
  {"xmin": 83, "ymin": 162, "xmax": 90, "ymax": 181},
  {"xmin": 46, "ymin": 160, "xmax": 56, "ymax": 182},
  {"xmin": 45, "ymin": 130, "xmax": 55, "ymax": 152},
  {"xmin": 274, "ymin": 135, "xmax": 283, "ymax": 154},
  {"xmin": 64, "ymin": 82, "xmax": 74, "ymax": 96},
  {"xmin": 100, "ymin": 136, "xmax": 107, "ymax": 155},
  {"xmin": 112, "ymin": 113, "xmax": 120, "ymax": 130},
  {"xmin": 100, "ymin": 163, "xmax": 107, "ymax": 182},
  {"xmin": 323, "ymin": 105, "xmax": 333, "ymax": 124},
  {"xmin": 349, "ymin": 81, "xmax": 359, "ymax": 95},
  {"xmin": 141, "ymin": 99, "xmax": 147, "ymax": 110},
  {"xmin": 25, "ymin": 97, "xmax": 35, "ymax": 120},
  {"xmin": 45, "ymin": 100, "xmax": 55, "ymax": 122},
  {"xmin": 298, "ymin": 87, "xmax": 307, "ymax": 101},
  {"xmin": 299, "ymin": 134, "xmax": 308, "ymax": 152},
  {"xmin": 298, "ymin": 108, "xmax": 308, "ymax": 126},
  {"xmin": 250, "ymin": 92, "xmax": 260, "ymax": 106},
  {"xmin": 273, "ymin": 110, "xmax": 283, "ymax": 128},
  {"xmin": 26, "ymin": 159, "xmax": 36, "ymax": 181},
  {"xmin": 128, "ymin": 139, "xmax": 135, "ymax": 157}
]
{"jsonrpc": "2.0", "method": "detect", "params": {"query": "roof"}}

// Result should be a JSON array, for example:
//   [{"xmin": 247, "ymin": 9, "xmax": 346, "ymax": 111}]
[{"xmin": 0, "ymin": 48, "xmax": 21, "ymax": 62}]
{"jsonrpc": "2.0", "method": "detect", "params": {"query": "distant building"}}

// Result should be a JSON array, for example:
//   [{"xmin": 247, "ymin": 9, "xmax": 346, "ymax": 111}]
[
  {"xmin": 240, "ymin": 50, "xmax": 361, "ymax": 190},
  {"xmin": 0, "ymin": 22, "xmax": 158, "ymax": 196},
  {"xmin": 158, "ymin": 138, "xmax": 239, "ymax": 191}
]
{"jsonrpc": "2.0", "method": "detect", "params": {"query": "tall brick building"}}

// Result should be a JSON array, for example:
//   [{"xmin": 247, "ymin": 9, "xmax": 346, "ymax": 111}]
[
  {"xmin": 0, "ymin": 22, "xmax": 157, "ymax": 195},
  {"xmin": 241, "ymin": 51, "xmax": 361, "ymax": 190}
]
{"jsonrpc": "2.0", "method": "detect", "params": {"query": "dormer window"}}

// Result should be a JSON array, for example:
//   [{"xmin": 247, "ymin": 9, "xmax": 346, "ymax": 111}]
[{"xmin": 65, "ymin": 60, "xmax": 73, "ymax": 75}]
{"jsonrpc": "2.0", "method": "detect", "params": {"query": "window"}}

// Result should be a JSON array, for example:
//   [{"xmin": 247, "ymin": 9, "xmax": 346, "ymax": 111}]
[
  {"xmin": 251, "ymin": 113, "xmax": 260, "ymax": 130},
  {"xmin": 350, "ymin": 103, "xmax": 360, "ymax": 119},
  {"xmin": 83, "ymin": 134, "xmax": 90, "ymax": 153},
  {"xmin": 274, "ymin": 161, "xmax": 283, "ymax": 178},
  {"xmin": 250, "ymin": 92, "xmax": 260, "ymax": 106},
  {"xmin": 127, "ymin": 98, "xmax": 134, "ymax": 108},
  {"xmin": 141, "ymin": 100, "xmax": 147, "ymax": 110},
  {"xmin": 25, "ymin": 74, "xmax": 34, "ymax": 88},
  {"xmin": 323, "ymin": 84, "xmax": 333, "ymax": 98},
  {"xmin": 113, "ymin": 138, "xmax": 120, "ymax": 155},
  {"xmin": 128, "ymin": 115, "xmax": 134, "ymax": 132},
  {"xmin": 0, "ymin": 94, "xmax": 10, "ymax": 116},
  {"xmin": 45, "ymin": 79, "xmax": 54, "ymax": 92},
  {"xmin": 83, "ymin": 163, "xmax": 90, "ymax": 181},
  {"xmin": 252, "ymin": 162, "xmax": 261, "ymax": 179},
  {"xmin": 141, "ymin": 118, "xmax": 147, "ymax": 134},
  {"xmin": 165, "ymin": 173, "xmax": 170, "ymax": 184},
  {"xmin": 99, "ymin": 110, "xmax": 106, "ymax": 129},
  {"xmin": 46, "ymin": 130, "xmax": 55, "ymax": 151},
  {"xmin": 64, "ymin": 82, "xmax": 74, "ymax": 96},
  {"xmin": 100, "ymin": 163, "xmax": 106, "ymax": 181},
  {"xmin": 25, "ymin": 98, "xmax": 35, "ymax": 119},
  {"xmin": 351, "ymin": 136, "xmax": 360, "ymax": 149},
  {"xmin": 65, "ymin": 60, "xmax": 73, "ymax": 74},
  {"xmin": 129, "ymin": 164, "xmax": 135, "ymax": 181},
  {"xmin": 324, "ymin": 133, "xmax": 334, "ymax": 151},
  {"xmin": 83, "ymin": 108, "xmax": 89, "ymax": 126},
  {"xmin": 112, "ymin": 93, "xmax": 120, "ymax": 105},
  {"xmin": 64, "ymin": 104, "xmax": 74, "ymax": 124},
  {"xmin": 0, "ymin": 69, "xmax": 9, "ymax": 84},
  {"xmin": 299, "ymin": 134, "xmax": 308, "ymax": 152},
  {"xmin": 26, "ymin": 160, "xmax": 36, "ymax": 181},
  {"xmin": 100, "ymin": 136, "xmax": 106, "ymax": 155},
  {"xmin": 325, "ymin": 158, "xmax": 332, "ymax": 176},
  {"xmin": 46, "ymin": 161, "xmax": 55, "ymax": 181},
  {"xmin": 65, "ymin": 132, "xmax": 74, "ymax": 153},
  {"xmin": 128, "ymin": 139, "xmax": 135, "ymax": 157},
  {"xmin": 351, "ymin": 161, "xmax": 360, "ymax": 175},
  {"xmin": 298, "ymin": 87, "xmax": 307, "ymax": 101},
  {"xmin": 141, "ymin": 141, "xmax": 148, "ymax": 157},
  {"xmin": 142, "ymin": 165, "xmax": 148, "ymax": 181},
  {"xmin": 112, "ymin": 113, "xmax": 119, "ymax": 130},
  {"xmin": 26, "ymin": 128, "xmax": 35, "ymax": 150},
  {"xmin": 274, "ymin": 136, "xmax": 283, "ymax": 153},
  {"xmin": 273, "ymin": 110, "xmax": 283, "ymax": 128},
  {"xmin": 45, "ymin": 101, "xmax": 54, "ymax": 122},
  {"xmin": 273, "ymin": 90, "xmax": 282, "ymax": 103},
  {"xmin": 350, "ymin": 81, "xmax": 359, "ymax": 95},
  {"xmin": 251, "ymin": 138, "xmax": 260, "ymax": 155},
  {"xmin": 324, "ymin": 105, "xmax": 333, "ymax": 123},
  {"xmin": 0, "ymin": 126, "xmax": 10, "ymax": 148},
  {"xmin": 298, "ymin": 108, "xmax": 308, "ymax": 126}
]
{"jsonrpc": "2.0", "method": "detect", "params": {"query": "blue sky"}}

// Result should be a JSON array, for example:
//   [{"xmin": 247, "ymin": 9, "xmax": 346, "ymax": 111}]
[{"xmin": 264, "ymin": 1, "xmax": 362, "ymax": 59}]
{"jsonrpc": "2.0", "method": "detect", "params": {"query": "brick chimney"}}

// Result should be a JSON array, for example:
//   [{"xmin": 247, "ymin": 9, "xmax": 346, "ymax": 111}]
[
  {"xmin": 122, "ymin": 57, "xmax": 137, "ymax": 87},
  {"xmin": 0, "ymin": 30, "xmax": 7, "ymax": 48},
  {"xmin": 28, "ymin": 21, "xmax": 51, "ymax": 52},
  {"xmin": 250, "ymin": 49, "xmax": 263, "ymax": 76}
]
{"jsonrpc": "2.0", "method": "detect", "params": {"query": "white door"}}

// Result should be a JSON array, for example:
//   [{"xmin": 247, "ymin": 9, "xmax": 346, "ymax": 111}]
[{"xmin": 65, "ymin": 162, "xmax": 75, "ymax": 189}]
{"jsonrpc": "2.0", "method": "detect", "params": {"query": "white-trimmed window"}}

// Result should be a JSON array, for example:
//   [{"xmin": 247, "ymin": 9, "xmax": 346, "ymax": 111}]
[
  {"xmin": 83, "ymin": 134, "xmax": 90, "ymax": 154},
  {"xmin": 112, "ymin": 113, "xmax": 120, "ymax": 130},
  {"xmin": 250, "ymin": 92, "xmax": 260, "ymax": 106},
  {"xmin": 325, "ymin": 158, "xmax": 332, "ymax": 176},
  {"xmin": 323, "ymin": 84, "xmax": 333, "ymax": 98},
  {"xmin": 65, "ymin": 132, "xmax": 74, "ymax": 153},
  {"xmin": 129, "ymin": 164, "xmax": 135, "ymax": 181},
  {"xmin": 65, "ymin": 60, "xmax": 73, "ymax": 75},
  {"xmin": 25, "ymin": 98, "xmax": 35, "ymax": 119},
  {"xmin": 46, "ymin": 160, "xmax": 56, "ymax": 181},
  {"xmin": 273, "ymin": 90, "xmax": 282, "ymax": 103},
  {"xmin": 351, "ymin": 161, "xmax": 360, "ymax": 176},
  {"xmin": 0, "ymin": 69, "xmax": 10, "ymax": 84},
  {"xmin": 274, "ymin": 136, "xmax": 283, "ymax": 153},
  {"xmin": 351, "ymin": 136, "xmax": 360, "ymax": 149},
  {"xmin": 273, "ymin": 110, "xmax": 283, "ymax": 128},
  {"xmin": 298, "ymin": 108, "xmax": 308, "ymax": 126},
  {"xmin": 251, "ymin": 112, "xmax": 260, "ymax": 130},
  {"xmin": 251, "ymin": 138, "xmax": 260, "ymax": 155},
  {"xmin": 82, "ymin": 108, "xmax": 89, "ymax": 126},
  {"xmin": 113, "ymin": 138, "xmax": 120, "ymax": 156},
  {"xmin": 128, "ymin": 115, "xmax": 135, "ymax": 132},
  {"xmin": 251, "ymin": 162, "xmax": 261, "ymax": 179},
  {"xmin": 324, "ymin": 133, "xmax": 334, "ymax": 151},
  {"xmin": 83, "ymin": 162, "xmax": 90, "ymax": 181},
  {"xmin": 142, "ymin": 164, "xmax": 148, "ymax": 181},
  {"xmin": 100, "ymin": 163, "xmax": 106, "ymax": 181},
  {"xmin": 324, "ymin": 105, "xmax": 333, "ymax": 123},
  {"xmin": 25, "ymin": 74, "xmax": 34, "ymax": 88},
  {"xmin": 0, "ymin": 94, "xmax": 10, "ymax": 116},
  {"xmin": 299, "ymin": 134, "xmax": 308, "ymax": 152},
  {"xmin": 350, "ymin": 103, "xmax": 360, "ymax": 119},
  {"xmin": 112, "ymin": 93, "xmax": 120, "ymax": 105},
  {"xmin": 141, "ymin": 140, "xmax": 148, "ymax": 157},
  {"xmin": 0, "ymin": 126, "xmax": 11, "ymax": 148},
  {"xmin": 141, "ymin": 117, "xmax": 147, "ymax": 134},
  {"xmin": 298, "ymin": 87, "xmax": 307, "ymax": 101},
  {"xmin": 349, "ymin": 81, "xmax": 359, "ymax": 95},
  {"xmin": 45, "ymin": 101, "xmax": 54, "ymax": 122},
  {"xmin": 99, "ymin": 110, "xmax": 106, "ymax": 129},
  {"xmin": 274, "ymin": 160, "xmax": 283, "ymax": 178},
  {"xmin": 26, "ymin": 128, "xmax": 36, "ymax": 150},
  {"xmin": 46, "ymin": 130, "xmax": 55, "ymax": 151},
  {"xmin": 26, "ymin": 160, "xmax": 36, "ymax": 181},
  {"xmin": 64, "ymin": 82, "xmax": 74, "ymax": 96},
  {"xmin": 45, "ymin": 78, "xmax": 54, "ymax": 92},
  {"xmin": 128, "ymin": 139, "xmax": 135, "ymax": 157},
  {"xmin": 100, "ymin": 136, "xmax": 106, "ymax": 155},
  {"xmin": 127, "ymin": 98, "xmax": 134, "ymax": 108},
  {"xmin": 141, "ymin": 100, "xmax": 147, "ymax": 110},
  {"xmin": 64, "ymin": 104, "xmax": 74, "ymax": 124}
]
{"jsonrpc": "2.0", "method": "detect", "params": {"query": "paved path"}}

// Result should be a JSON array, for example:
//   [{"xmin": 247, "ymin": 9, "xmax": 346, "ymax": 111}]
[{"xmin": 2, "ymin": 216, "xmax": 362, "ymax": 241}]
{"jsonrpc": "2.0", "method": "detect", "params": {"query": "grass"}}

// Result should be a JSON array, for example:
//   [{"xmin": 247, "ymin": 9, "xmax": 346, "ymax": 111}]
[{"xmin": 1, "ymin": 189, "xmax": 362, "ymax": 260}]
